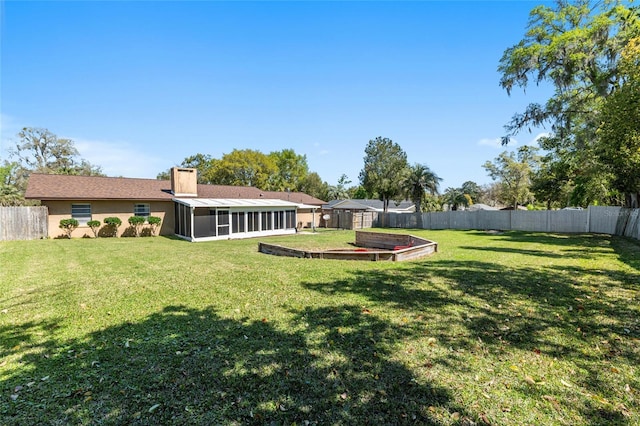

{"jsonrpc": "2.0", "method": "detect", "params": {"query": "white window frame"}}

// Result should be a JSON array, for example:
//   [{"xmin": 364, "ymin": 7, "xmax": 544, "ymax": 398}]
[
  {"xmin": 134, "ymin": 203, "xmax": 150, "ymax": 219},
  {"xmin": 71, "ymin": 203, "xmax": 92, "ymax": 226}
]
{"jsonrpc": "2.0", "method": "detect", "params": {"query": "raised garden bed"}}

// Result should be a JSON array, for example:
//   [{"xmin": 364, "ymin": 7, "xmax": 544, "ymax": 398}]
[{"xmin": 259, "ymin": 230, "xmax": 438, "ymax": 261}]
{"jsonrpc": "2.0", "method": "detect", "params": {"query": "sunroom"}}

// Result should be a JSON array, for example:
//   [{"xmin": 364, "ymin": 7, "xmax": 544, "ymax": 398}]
[{"xmin": 173, "ymin": 198, "xmax": 300, "ymax": 242}]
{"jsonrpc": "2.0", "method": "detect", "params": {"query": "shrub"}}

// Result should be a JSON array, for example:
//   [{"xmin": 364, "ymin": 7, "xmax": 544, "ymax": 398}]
[
  {"xmin": 59, "ymin": 218, "xmax": 79, "ymax": 239},
  {"xmin": 103, "ymin": 217, "xmax": 122, "ymax": 237},
  {"xmin": 147, "ymin": 216, "xmax": 162, "ymax": 236},
  {"xmin": 128, "ymin": 216, "xmax": 146, "ymax": 237},
  {"xmin": 87, "ymin": 220, "xmax": 101, "ymax": 238}
]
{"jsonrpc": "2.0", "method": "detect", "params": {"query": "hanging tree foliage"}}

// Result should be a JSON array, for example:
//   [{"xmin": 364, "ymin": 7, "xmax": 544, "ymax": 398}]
[
  {"xmin": 596, "ymin": 36, "xmax": 640, "ymax": 207},
  {"xmin": 498, "ymin": 0, "xmax": 640, "ymax": 206}
]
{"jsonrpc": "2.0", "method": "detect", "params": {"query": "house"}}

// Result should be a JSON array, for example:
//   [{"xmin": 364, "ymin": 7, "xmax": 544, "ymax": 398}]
[
  {"xmin": 24, "ymin": 168, "xmax": 325, "ymax": 241},
  {"xmin": 323, "ymin": 199, "xmax": 415, "ymax": 214},
  {"xmin": 467, "ymin": 203, "xmax": 499, "ymax": 211}
]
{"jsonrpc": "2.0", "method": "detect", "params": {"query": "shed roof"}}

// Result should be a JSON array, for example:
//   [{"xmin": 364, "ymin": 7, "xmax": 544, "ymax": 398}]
[{"xmin": 324, "ymin": 199, "xmax": 415, "ymax": 212}]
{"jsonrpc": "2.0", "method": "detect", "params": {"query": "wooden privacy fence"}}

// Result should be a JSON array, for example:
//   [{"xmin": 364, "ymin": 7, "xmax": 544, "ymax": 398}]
[
  {"xmin": 0, "ymin": 206, "xmax": 48, "ymax": 241},
  {"xmin": 374, "ymin": 206, "xmax": 640, "ymax": 241},
  {"xmin": 324, "ymin": 211, "xmax": 377, "ymax": 230}
]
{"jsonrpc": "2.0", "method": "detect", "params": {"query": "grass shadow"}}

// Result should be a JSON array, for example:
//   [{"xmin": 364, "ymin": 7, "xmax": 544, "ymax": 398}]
[
  {"xmin": 1, "ymin": 305, "xmax": 469, "ymax": 425},
  {"xmin": 611, "ymin": 237, "xmax": 640, "ymax": 273},
  {"xmin": 300, "ymin": 248, "xmax": 640, "ymax": 424}
]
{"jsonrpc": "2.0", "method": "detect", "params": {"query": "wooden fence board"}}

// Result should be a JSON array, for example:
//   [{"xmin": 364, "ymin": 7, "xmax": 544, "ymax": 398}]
[{"xmin": 0, "ymin": 206, "xmax": 48, "ymax": 241}]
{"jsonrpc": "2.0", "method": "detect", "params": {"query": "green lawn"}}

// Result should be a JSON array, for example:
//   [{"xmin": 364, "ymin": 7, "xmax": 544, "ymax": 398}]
[{"xmin": 1, "ymin": 230, "xmax": 638, "ymax": 425}]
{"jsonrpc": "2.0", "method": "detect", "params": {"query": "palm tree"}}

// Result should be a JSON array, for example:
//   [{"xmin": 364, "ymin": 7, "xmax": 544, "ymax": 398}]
[
  {"xmin": 403, "ymin": 164, "xmax": 442, "ymax": 213},
  {"xmin": 326, "ymin": 174, "xmax": 352, "ymax": 200},
  {"xmin": 443, "ymin": 187, "xmax": 470, "ymax": 211}
]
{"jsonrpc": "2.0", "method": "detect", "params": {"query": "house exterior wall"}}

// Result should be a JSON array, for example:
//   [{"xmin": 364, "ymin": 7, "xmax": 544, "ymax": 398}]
[
  {"xmin": 44, "ymin": 200, "xmax": 175, "ymax": 238},
  {"xmin": 296, "ymin": 210, "xmax": 320, "ymax": 229}
]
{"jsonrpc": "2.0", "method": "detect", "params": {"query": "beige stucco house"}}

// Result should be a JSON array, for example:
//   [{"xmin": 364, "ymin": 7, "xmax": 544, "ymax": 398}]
[{"xmin": 25, "ymin": 168, "xmax": 324, "ymax": 241}]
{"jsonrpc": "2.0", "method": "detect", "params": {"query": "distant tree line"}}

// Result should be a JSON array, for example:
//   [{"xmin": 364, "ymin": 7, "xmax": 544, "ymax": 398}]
[
  {"xmin": 1, "ymin": 127, "xmax": 103, "ymax": 206},
  {"xmin": 0, "ymin": 127, "xmax": 503, "ymax": 211},
  {"xmin": 156, "ymin": 149, "xmax": 337, "ymax": 202}
]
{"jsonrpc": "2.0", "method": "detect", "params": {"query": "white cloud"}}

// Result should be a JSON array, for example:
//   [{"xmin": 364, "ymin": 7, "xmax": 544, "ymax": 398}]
[
  {"xmin": 477, "ymin": 137, "xmax": 518, "ymax": 148},
  {"xmin": 477, "ymin": 133, "xmax": 550, "ymax": 150},
  {"xmin": 529, "ymin": 132, "xmax": 551, "ymax": 146},
  {"xmin": 73, "ymin": 138, "xmax": 171, "ymax": 178}
]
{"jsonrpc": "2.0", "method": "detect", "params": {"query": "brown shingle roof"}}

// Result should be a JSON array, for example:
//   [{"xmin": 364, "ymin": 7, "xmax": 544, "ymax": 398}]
[
  {"xmin": 25, "ymin": 173, "xmax": 326, "ymax": 205},
  {"xmin": 25, "ymin": 174, "xmax": 173, "ymax": 200}
]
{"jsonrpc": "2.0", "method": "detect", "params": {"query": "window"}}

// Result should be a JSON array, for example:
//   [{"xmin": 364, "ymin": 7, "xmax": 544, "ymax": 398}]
[
  {"xmin": 274, "ymin": 211, "xmax": 285, "ymax": 230},
  {"xmin": 134, "ymin": 203, "xmax": 150, "ymax": 218},
  {"xmin": 71, "ymin": 204, "xmax": 91, "ymax": 225},
  {"xmin": 247, "ymin": 212, "xmax": 260, "ymax": 232},
  {"xmin": 261, "ymin": 211, "xmax": 272, "ymax": 231},
  {"xmin": 286, "ymin": 210, "xmax": 296, "ymax": 229},
  {"xmin": 232, "ymin": 212, "xmax": 245, "ymax": 233}
]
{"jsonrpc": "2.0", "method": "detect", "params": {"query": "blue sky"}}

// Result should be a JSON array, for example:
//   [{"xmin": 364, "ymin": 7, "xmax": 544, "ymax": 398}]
[{"xmin": 1, "ymin": 1, "xmax": 553, "ymax": 190}]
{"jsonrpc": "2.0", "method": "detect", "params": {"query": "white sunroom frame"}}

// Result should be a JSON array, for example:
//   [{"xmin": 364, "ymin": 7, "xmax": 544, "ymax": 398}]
[{"xmin": 173, "ymin": 198, "xmax": 302, "ymax": 242}]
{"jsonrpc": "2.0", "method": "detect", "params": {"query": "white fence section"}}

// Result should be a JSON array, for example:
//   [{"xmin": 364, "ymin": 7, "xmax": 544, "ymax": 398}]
[
  {"xmin": 0, "ymin": 206, "xmax": 49, "ymax": 241},
  {"xmin": 374, "ymin": 206, "xmax": 640, "ymax": 241}
]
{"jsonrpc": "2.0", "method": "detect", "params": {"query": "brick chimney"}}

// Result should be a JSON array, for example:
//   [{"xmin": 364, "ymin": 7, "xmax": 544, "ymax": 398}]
[{"xmin": 171, "ymin": 167, "xmax": 198, "ymax": 196}]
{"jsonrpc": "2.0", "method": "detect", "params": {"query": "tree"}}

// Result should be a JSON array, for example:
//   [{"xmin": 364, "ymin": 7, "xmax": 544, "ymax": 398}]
[
  {"xmin": 480, "ymin": 182, "xmax": 502, "ymax": 207},
  {"xmin": 349, "ymin": 186, "xmax": 369, "ymax": 199},
  {"xmin": 59, "ymin": 218, "xmax": 79, "ymax": 239},
  {"xmin": 0, "ymin": 160, "xmax": 25, "ymax": 206},
  {"xmin": 530, "ymin": 158, "xmax": 573, "ymax": 209},
  {"xmin": 443, "ymin": 187, "xmax": 470, "ymax": 211},
  {"xmin": 87, "ymin": 220, "xmax": 101, "ymax": 238},
  {"xmin": 128, "ymin": 216, "xmax": 146, "ymax": 237},
  {"xmin": 13, "ymin": 127, "xmax": 78, "ymax": 172},
  {"xmin": 157, "ymin": 153, "xmax": 218, "ymax": 183},
  {"xmin": 460, "ymin": 181, "xmax": 482, "ymax": 204},
  {"xmin": 210, "ymin": 149, "xmax": 277, "ymax": 189},
  {"xmin": 268, "ymin": 149, "xmax": 309, "ymax": 191},
  {"xmin": 499, "ymin": 1, "xmax": 640, "ymax": 205},
  {"xmin": 422, "ymin": 194, "xmax": 442, "ymax": 212},
  {"xmin": 483, "ymin": 146, "xmax": 539, "ymax": 210},
  {"xmin": 298, "ymin": 172, "xmax": 329, "ymax": 201},
  {"xmin": 6, "ymin": 127, "xmax": 103, "ymax": 204},
  {"xmin": 359, "ymin": 137, "xmax": 409, "ymax": 212},
  {"xmin": 148, "ymin": 216, "xmax": 162, "ymax": 236},
  {"xmin": 181, "ymin": 153, "xmax": 219, "ymax": 184},
  {"xmin": 597, "ymin": 36, "xmax": 640, "ymax": 207},
  {"xmin": 326, "ymin": 174, "xmax": 351, "ymax": 200},
  {"xmin": 402, "ymin": 164, "xmax": 441, "ymax": 213},
  {"xmin": 0, "ymin": 183, "xmax": 24, "ymax": 206},
  {"xmin": 11, "ymin": 127, "xmax": 103, "ymax": 176},
  {"xmin": 156, "ymin": 170, "xmax": 171, "ymax": 180},
  {"xmin": 104, "ymin": 217, "xmax": 122, "ymax": 237}
]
